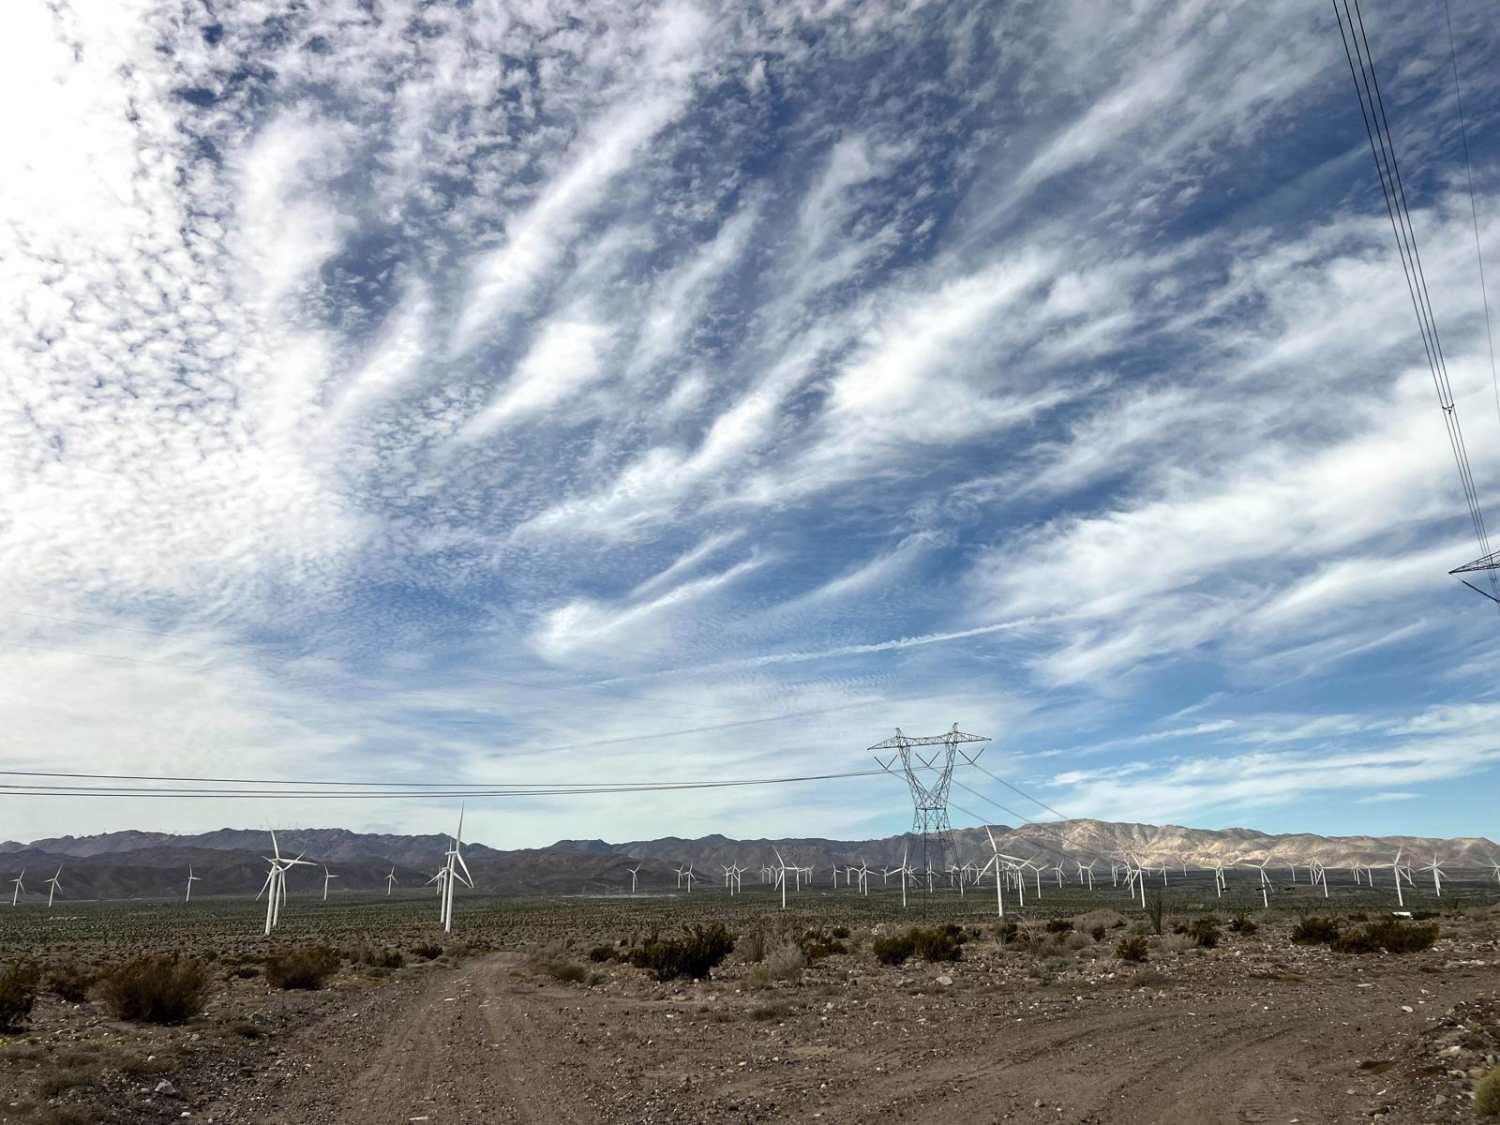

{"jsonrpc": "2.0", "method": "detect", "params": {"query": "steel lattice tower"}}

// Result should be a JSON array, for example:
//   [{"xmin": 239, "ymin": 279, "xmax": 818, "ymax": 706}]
[{"xmin": 870, "ymin": 723, "xmax": 990, "ymax": 873}]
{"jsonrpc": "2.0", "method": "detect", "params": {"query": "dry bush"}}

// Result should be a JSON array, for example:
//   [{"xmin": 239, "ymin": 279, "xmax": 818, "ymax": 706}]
[
  {"xmin": 410, "ymin": 942, "xmax": 443, "ymax": 961},
  {"xmin": 1332, "ymin": 920, "xmax": 1438, "ymax": 955},
  {"xmin": 264, "ymin": 946, "xmax": 340, "ymax": 990},
  {"xmin": 873, "ymin": 924, "xmax": 963, "ymax": 966},
  {"xmin": 0, "ymin": 961, "xmax": 40, "ymax": 1030},
  {"xmin": 99, "ymin": 955, "xmax": 209, "ymax": 1023},
  {"xmin": 1186, "ymin": 916, "xmax": 1221, "ymax": 949},
  {"xmin": 1062, "ymin": 932, "xmax": 1093, "ymax": 953},
  {"xmin": 1115, "ymin": 935, "xmax": 1149, "ymax": 963},
  {"xmin": 1073, "ymin": 909, "xmax": 1127, "ymax": 936},
  {"xmin": 45, "ymin": 962, "xmax": 95, "ymax": 1002},
  {"xmin": 628, "ymin": 923, "xmax": 735, "ymax": 981},
  {"xmin": 1228, "ymin": 914, "xmax": 1258, "ymax": 935},
  {"xmin": 531, "ymin": 954, "xmax": 587, "ymax": 983},
  {"xmin": 749, "ymin": 943, "xmax": 804, "ymax": 988},
  {"xmin": 1158, "ymin": 934, "xmax": 1196, "ymax": 955},
  {"xmin": 749, "ymin": 999, "xmax": 794, "ymax": 1022},
  {"xmin": 1290, "ymin": 917, "xmax": 1341, "ymax": 946},
  {"xmin": 1476, "ymin": 1066, "xmax": 1500, "ymax": 1117},
  {"xmin": 354, "ymin": 946, "xmax": 405, "ymax": 970}
]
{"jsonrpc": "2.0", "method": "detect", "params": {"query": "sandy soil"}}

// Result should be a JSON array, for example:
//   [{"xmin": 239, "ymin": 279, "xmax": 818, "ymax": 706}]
[{"xmin": 196, "ymin": 944, "xmax": 1497, "ymax": 1125}]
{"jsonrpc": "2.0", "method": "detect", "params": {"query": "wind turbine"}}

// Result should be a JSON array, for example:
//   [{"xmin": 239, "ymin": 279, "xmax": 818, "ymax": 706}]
[
  {"xmin": 45, "ymin": 867, "xmax": 63, "ymax": 908},
  {"xmin": 627, "ymin": 864, "xmax": 641, "ymax": 894},
  {"xmin": 256, "ymin": 830, "xmax": 312, "ymax": 935},
  {"xmin": 385, "ymin": 866, "xmax": 398, "ymax": 895},
  {"xmin": 321, "ymin": 866, "xmax": 339, "ymax": 901},
  {"xmin": 772, "ymin": 849, "xmax": 795, "ymax": 910},
  {"xmin": 438, "ymin": 806, "xmax": 473, "ymax": 933},
  {"xmin": 1241, "ymin": 859, "xmax": 1271, "ymax": 909},
  {"xmin": 1386, "ymin": 848, "xmax": 1406, "ymax": 908},
  {"xmin": 1418, "ymin": 853, "xmax": 1445, "ymax": 898},
  {"xmin": 893, "ymin": 845, "xmax": 915, "ymax": 909},
  {"xmin": 1490, "ymin": 859, "xmax": 1500, "ymax": 887},
  {"xmin": 10, "ymin": 869, "xmax": 24, "ymax": 906},
  {"xmin": 185, "ymin": 866, "xmax": 201, "ymax": 903},
  {"xmin": 977, "ymin": 828, "xmax": 1019, "ymax": 919}
]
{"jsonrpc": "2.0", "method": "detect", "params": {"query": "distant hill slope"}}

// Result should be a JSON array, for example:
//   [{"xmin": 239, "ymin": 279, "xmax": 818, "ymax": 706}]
[{"xmin": 1, "ymin": 819, "xmax": 1493, "ymax": 902}]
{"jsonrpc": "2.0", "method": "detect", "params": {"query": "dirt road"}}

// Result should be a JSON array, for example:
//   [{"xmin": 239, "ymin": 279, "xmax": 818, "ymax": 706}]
[{"xmin": 202, "ymin": 948, "xmax": 1493, "ymax": 1125}]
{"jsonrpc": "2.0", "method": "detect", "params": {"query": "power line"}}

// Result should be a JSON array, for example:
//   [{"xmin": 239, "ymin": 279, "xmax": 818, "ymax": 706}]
[
  {"xmin": 1442, "ymin": 0, "xmax": 1500, "ymax": 443},
  {"xmin": 1333, "ymin": 0, "xmax": 1498, "ymax": 601}
]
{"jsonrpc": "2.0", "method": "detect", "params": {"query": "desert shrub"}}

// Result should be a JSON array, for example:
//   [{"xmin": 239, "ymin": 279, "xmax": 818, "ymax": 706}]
[
  {"xmin": 996, "ymin": 919, "xmax": 1020, "ymax": 944},
  {"xmin": 411, "ymin": 942, "xmax": 443, "ymax": 961},
  {"xmin": 1332, "ymin": 921, "xmax": 1439, "ymax": 955},
  {"xmin": 872, "ymin": 931, "xmax": 915, "ymax": 965},
  {"xmin": 1186, "ymin": 916, "xmax": 1221, "ymax": 949},
  {"xmin": 1115, "ymin": 935, "xmax": 1149, "ymax": 963},
  {"xmin": 587, "ymin": 944, "xmax": 618, "ymax": 964},
  {"xmin": 873, "ymin": 925, "xmax": 963, "ymax": 966},
  {"xmin": 629, "ymin": 923, "xmax": 735, "ymax": 981},
  {"xmin": 749, "ymin": 943, "xmax": 804, "ymax": 988},
  {"xmin": 0, "ymin": 961, "xmax": 40, "ymax": 1029},
  {"xmin": 1045, "ymin": 917, "xmax": 1074, "ymax": 933},
  {"xmin": 99, "ymin": 955, "xmax": 209, "ymax": 1023},
  {"xmin": 797, "ymin": 929, "xmax": 848, "ymax": 961},
  {"xmin": 1228, "ymin": 914, "xmax": 1257, "ymax": 935},
  {"xmin": 1476, "ymin": 1066, "xmax": 1500, "ymax": 1117},
  {"xmin": 355, "ymin": 946, "xmax": 405, "ymax": 970},
  {"xmin": 1146, "ymin": 891, "xmax": 1166, "ymax": 935},
  {"xmin": 532, "ymin": 955, "xmax": 587, "ymax": 983},
  {"xmin": 831, "ymin": 926, "xmax": 850, "ymax": 939},
  {"xmin": 229, "ymin": 1021, "xmax": 264, "ymax": 1039},
  {"xmin": 45, "ymin": 962, "xmax": 95, "ymax": 1003},
  {"xmin": 264, "ymin": 945, "xmax": 340, "ymax": 990},
  {"xmin": 1062, "ymin": 932, "xmax": 1094, "ymax": 953},
  {"xmin": 741, "ymin": 927, "xmax": 769, "ymax": 964},
  {"xmin": 1291, "ymin": 917, "xmax": 1341, "ymax": 946},
  {"xmin": 229, "ymin": 964, "xmax": 260, "ymax": 979}
]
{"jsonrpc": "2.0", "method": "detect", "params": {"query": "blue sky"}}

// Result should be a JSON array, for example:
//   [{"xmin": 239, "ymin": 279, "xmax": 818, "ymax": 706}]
[{"xmin": 2, "ymin": 0, "xmax": 1499, "ymax": 848}]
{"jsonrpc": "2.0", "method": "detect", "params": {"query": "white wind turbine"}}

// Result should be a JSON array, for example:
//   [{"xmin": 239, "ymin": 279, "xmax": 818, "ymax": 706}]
[
  {"xmin": 45, "ymin": 867, "xmax": 63, "ymax": 908},
  {"xmin": 10, "ymin": 869, "xmax": 24, "ymax": 907},
  {"xmin": 771, "ymin": 849, "xmax": 795, "ymax": 910},
  {"xmin": 438, "ymin": 807, "xmax": 474, "ymax": 933},
  {"xmin": 1490, "ymin": 859, "xmax": 1500, "ymax": 887},
  {"xmin": 321, "ymin": 866, "xmax": 339, "ymax": 901},
  {"xmin": 1050, "ymin": 862, "xmax": 1066, "ymax": 889},
  {"xmin": 1241, "ymin": 859, "xmax": 1272, "ymax": 909},
  {"xmin": 1418, "ymin": 853, "xmax": 1446, "ymax": 898},
  {"xmin": 977, "ymin": 828, "xmax": 1022, "ymax": 919},
  {"xmin": 1385, "ymin": 847, "xmax": 1406, "ymax": 908},
  {"xmin": 185, "ymin": 866, "xmax": 201, "ymax": 903},
  {"xmin": 385, "ymin": 866, "xmax": 398, "ymax": 895},
  {"xmin": 256, "ymin": 831, "xmax": 312, "ymax": 935},
  {"xmin": 627, "ymin": 864, "xmax": 641, "ymax": 894},
  {"xmin": 893, "ymin": 845, "xmax": 916, "ymax": 909}
]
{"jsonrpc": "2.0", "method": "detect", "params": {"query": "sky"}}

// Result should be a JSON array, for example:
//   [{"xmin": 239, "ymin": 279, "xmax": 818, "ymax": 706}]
[{"xmin": 2, "ymin": 0, "xmax": 1499, "ymax": 849}]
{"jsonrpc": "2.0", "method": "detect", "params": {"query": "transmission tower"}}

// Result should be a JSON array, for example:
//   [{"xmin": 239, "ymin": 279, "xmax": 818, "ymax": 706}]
[{"xmin": 870, "ymin": 723, "xmax": 990, "ymax": 880}]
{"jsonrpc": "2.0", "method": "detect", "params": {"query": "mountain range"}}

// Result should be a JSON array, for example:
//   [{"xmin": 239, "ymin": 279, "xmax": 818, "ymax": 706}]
[{"xmin": 1, "ymin": 819, "xmax": 1495, "ymax": 903}]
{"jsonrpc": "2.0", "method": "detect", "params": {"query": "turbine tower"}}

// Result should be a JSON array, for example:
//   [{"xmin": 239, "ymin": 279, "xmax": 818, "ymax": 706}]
[{"xmin": 870, "ymin": 722, "xmax": 990, "ymax": 874}]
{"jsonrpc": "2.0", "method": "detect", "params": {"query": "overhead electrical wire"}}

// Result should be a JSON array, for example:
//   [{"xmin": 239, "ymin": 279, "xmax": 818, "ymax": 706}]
[
  {"xmin": 1333, "ymin": 0, "xmax": 1499, "ymax": 600},
  {"xmin": 1441, "ymin": 0, "xmax": 1500, "ymax": 440}
]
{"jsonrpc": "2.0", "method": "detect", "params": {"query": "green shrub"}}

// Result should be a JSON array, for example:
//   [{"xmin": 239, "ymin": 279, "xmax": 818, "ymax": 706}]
[
  {"xmin": 264, "ymin": 946, "xmax": 341, "ymax": 990},
  {"xmin": 872, "ymin": 925, "xmax": 962, "ymax": 966},
  {"xmin": 628, "ymin": 923, "xmax": 735, "ymax": 981},
  {"xmin": 1115, "ymin": 935, "xmax": 1149, "ymax": 963},
  {"xmin": 1291, "ymin": 916, "xmax": 1341, "ymax": 946},
  {"xmin": 0, "ymin": 961, "xmax": 40, "ymax": 1029},
  {"xmin": 1146, "ymin": 891, "xmax": 1166, "ymax": 935},
  {"xmin": 1476, "ymin": 1066, "xmax": 1500, "ymax": 1117},
  {"xmin": 1332, "ymin": 921, "xmax": 1438, "ymax": 955},
  {"xmin": 411, "ymin": 942, "xmax": 443, "ymax": 961},
  {"xmin": 99, "ymin": 955, "xmax": 209, "ymax": 1023},
  {"xmin": 45, "ymin": 962, "xmax": 95, "ymax": 1003},
  {"xmin": 873, "ymin": 932, "xmax": 915, "ymax": 965}
]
